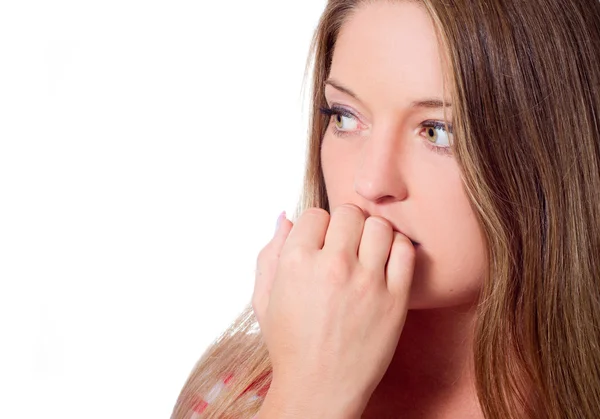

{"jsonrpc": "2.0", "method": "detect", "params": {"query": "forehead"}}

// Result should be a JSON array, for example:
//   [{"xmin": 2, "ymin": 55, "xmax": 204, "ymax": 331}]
[{"xmin": 329, "ymin": 1, "xmax": 451, "ymax": 107}]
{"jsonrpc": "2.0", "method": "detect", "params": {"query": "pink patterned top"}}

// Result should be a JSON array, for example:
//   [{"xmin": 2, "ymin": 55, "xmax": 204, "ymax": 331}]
[{"xmin": 189, "ymin": 371, "xmax": 269, "ymax": 419}]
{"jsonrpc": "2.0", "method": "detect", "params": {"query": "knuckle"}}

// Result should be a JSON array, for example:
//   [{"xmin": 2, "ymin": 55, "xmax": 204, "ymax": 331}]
[
  {"xmin": 256, "ymin": 246, "xmax": 266, "ymax": 261},
  {"xmin": 354, "ymin": 266, "xmax": 377, "ymax": 297},
  {"xmin": 256, "ymin": 246, "xmax": 270, "ymax": 265},
  {"xmin": 322, "ymin": 251, "xmax": 353, "ymax": 282},
  {"xmin": 352, "ymin": 278, "xmax": 373, "ymax": 300},
  {"xmin": 283, "ymin": 246, "xmax": 310, "ymax": 267}
]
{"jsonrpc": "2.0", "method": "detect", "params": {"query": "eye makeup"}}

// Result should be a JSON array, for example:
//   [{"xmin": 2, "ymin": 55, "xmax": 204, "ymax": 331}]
[
  {"xmin": 319, "ymin": 104, "xmax": 454, "ymax": 157},
  {"xmin": 320, "ymin": 105, "xmax": 367, "ymax": 137}
]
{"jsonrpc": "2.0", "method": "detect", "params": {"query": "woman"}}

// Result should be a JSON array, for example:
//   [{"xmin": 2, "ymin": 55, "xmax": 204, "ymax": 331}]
[{"xmin": 171, "ymin": 0, "xmax": 600, "ymax": 418}]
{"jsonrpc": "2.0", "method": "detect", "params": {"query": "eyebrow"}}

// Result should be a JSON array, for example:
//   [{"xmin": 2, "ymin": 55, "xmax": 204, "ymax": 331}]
[{"xmin": 325, "ymin": 78, "xmax": 452, "ymax": 109}]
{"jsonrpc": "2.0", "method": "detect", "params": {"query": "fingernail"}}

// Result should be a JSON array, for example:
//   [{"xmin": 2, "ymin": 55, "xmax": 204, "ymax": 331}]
[{"xmin": 275, "ymin": 211, "xmax": 286, "ymax": 234}]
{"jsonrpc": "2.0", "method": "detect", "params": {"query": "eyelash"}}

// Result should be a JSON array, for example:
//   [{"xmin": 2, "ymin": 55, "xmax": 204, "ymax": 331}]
[{"xmin": 319, "ymin": 105, "xmax": 453, "ymax": 157}]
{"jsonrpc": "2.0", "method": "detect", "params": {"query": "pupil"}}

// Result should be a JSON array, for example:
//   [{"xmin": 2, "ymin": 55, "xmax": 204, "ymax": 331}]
[{"xmin": 428, "ymin": 128, "xmax": 435, "ymax": 137}]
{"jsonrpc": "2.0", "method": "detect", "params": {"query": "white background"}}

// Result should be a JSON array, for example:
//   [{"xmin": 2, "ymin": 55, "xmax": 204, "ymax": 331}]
[{"xmin": 0, "ymin": 1, "xmax": 326, "ymax": 417}]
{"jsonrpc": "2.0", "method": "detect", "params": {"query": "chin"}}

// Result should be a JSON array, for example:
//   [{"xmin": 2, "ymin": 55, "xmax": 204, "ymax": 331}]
[{"xmin": 405, "ymin": 267, "xmax": 482, "ymax": 311}]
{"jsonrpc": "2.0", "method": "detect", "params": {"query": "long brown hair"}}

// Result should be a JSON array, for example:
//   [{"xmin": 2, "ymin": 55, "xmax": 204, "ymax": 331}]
[{"xmin": 170, "ymin": 1, "xmax": 600, "ymax": 418}]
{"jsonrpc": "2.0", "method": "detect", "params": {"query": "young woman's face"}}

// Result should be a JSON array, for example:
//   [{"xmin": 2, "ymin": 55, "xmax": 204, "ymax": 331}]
[{"xmin": 321, "ymin": 1, "xmax": 486, "ymax": 309}]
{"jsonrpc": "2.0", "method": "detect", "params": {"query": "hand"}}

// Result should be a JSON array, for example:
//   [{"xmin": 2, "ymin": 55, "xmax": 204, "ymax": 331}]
[{"xmin": 252, "ymin": 204, "xmax": 417, "ymax": 418}]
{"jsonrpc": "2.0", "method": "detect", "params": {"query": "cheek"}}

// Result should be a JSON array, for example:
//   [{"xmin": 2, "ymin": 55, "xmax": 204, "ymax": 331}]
[
  {"xmin": 410, "ymin": 236, "xmax": 485, "ymax": 309},
  {"xmin": 409, "ymin": 187, "xmax": 486, "ymax": 309},
  {"xmin": 320, "ymin": 136, "xmax": 355, "ymax": 198}
]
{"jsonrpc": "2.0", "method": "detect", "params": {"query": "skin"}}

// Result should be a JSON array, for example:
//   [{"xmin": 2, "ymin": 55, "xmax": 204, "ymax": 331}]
[
  {"xmin": 321, "ymin": 2, "xmax": 486, "ymax": 418},
  {"xmin": 255, "ymin": 2, "xmax": 487, "ymax": 418},
  {"xmin": 321, "ymin": 1, "xmax": 485, "ymax": 312}
]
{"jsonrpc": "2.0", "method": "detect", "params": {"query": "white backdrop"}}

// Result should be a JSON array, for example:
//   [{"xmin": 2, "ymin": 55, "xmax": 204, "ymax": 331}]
[{"xmin": 0, "ymin": 1, "xmax": 326, "ymax": 417}]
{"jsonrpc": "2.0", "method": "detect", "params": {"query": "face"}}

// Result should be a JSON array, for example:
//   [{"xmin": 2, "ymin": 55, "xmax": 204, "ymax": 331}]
[{"xmin": 320, "ymin": 1, "xmax": 486, "ymax": 309}]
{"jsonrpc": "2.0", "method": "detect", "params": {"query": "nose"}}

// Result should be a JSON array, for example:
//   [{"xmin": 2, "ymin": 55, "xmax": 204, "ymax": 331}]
[{"xmin": 353, "ymin": 126, "xmax": 409, "ymax": 203}]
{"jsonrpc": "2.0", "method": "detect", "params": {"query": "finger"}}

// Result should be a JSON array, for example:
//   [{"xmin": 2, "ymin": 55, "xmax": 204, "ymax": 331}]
[
  {"xmin": 358, "ymin": 216, "xmax": 394, "ymax": 272},
  {"xmin": 269, "ymin": 214, "xmax": 294, "ymax": 257},
  {"xmin": 282, "ymin": 207, "xmax": 330, "ymax": 251},
  {"xmin": 323, "ymin": 204, "xmax": 366, "ymax": 255},
  {"xmin": 385, "ymin": 232, "xmax": 416, "ymax": 300},
  {"xmin": 253, "ymin": 215, "xmax": 294, "ymax": 321}
]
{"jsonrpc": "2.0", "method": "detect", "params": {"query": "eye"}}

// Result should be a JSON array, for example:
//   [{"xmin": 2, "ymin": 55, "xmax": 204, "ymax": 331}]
[
  {"xmin": 333, "ymin": 112, "xmax": 358, "ymax": 131},
  {"xmin": 319, "ymin": 105, "xmax": 364, "ymax": 136},
  {"xmin": 423, "ymin": 121, "xmax": 453, "ymax": 147}
]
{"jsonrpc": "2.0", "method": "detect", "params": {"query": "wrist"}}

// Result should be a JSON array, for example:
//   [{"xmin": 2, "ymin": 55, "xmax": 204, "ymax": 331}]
[{"xmin": 256, "ymin": 378, "xmax": 365, "ymax": 419}]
